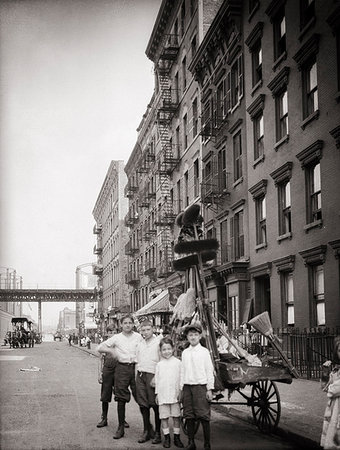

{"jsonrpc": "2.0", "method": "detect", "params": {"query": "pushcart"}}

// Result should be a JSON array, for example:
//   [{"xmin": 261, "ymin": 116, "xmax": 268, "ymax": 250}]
[{"xmin": 172, "ymin": 204, "xmax": 298, "ymax": 434}]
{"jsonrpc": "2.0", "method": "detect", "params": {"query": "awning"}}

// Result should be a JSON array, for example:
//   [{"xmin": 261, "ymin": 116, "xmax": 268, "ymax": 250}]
[{"xmin": 135, "ymin": 289, "xmax": 172, "ymax": 316}]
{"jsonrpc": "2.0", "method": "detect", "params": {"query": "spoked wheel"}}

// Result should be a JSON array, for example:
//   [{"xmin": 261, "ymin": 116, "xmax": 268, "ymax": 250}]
[{"xmin": 250, "ymin": 380, "xmax": 281, "ymax": 433}]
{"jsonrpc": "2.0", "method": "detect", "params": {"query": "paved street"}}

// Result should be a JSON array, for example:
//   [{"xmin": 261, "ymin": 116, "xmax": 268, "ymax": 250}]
[{"xmin": 0, "ymin": 342, "xmax": 299, "ymax": 450}]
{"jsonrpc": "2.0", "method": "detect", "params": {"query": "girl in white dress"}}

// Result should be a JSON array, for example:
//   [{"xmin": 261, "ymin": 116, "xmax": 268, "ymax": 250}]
[{"xmin": 155, "ymin": 337, "xmax": 184, "ymax": 448}]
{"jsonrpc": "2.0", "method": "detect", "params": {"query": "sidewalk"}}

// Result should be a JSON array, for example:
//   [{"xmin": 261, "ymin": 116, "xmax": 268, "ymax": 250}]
[{"xmin": 73, "ymin": 343, "xmax": 324, "ymax": 449}]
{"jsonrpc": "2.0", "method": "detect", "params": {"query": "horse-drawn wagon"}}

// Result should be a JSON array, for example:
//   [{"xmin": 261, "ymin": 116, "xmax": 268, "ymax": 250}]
[
  {"xmin": 170, "ymin": 204, "xmax": 299, "ymax": 434},
  {"xmin": 10, "ymin": 317, "xmax": 37, "ymax": 348}
]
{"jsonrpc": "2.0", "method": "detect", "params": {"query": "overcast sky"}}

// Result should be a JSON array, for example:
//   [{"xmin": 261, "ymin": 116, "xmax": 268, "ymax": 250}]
[{"xmin": 0, "ymin": 0, "xmax": 160, "ymax": 325}]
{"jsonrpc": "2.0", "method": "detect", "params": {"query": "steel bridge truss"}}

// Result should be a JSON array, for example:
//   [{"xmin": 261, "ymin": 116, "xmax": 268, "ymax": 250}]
[{"xmin": 0, "ymin": 289, "xmax": 95, "ymax": 302}]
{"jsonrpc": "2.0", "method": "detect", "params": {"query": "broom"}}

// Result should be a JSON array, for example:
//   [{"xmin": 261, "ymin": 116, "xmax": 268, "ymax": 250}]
[{"xmin": 248, "ymin": 312, "xmax": 300, "ymax": 378}]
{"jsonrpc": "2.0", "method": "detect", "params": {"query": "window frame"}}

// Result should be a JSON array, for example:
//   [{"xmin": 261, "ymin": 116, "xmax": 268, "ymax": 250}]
[
  {"xmin": 233, "ymin": 130, "xmax": 243, "ymax": 182},
  {"xmin": 273, "ymin": 6, "xmax": 286, "ymax": 61},
  {"xmin": 278, "ymin": 180, "xmax": 292, "ymax": 236}
]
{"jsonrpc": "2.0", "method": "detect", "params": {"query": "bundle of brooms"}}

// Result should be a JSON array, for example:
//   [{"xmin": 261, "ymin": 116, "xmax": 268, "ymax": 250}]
[{"xmin": 248, "ymin": 311, "xmax": 300, "ymax": 378}]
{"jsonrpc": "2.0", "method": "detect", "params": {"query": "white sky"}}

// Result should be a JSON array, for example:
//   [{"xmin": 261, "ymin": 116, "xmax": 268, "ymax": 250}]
[{"xmin": 0, "ymin": 0, "xmax": 161, "ymax": 325}]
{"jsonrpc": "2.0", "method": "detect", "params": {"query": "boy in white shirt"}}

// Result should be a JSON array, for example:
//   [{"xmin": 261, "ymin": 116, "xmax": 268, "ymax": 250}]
[
  {"xmin": 97, "ymin": 314, "xmax": 143, "ymax": 440},
  {"xmin": 155, "ymin": 337, "xmax": 184, "ymax": 448},
  {"xmin": 180, "ymin": 324, "xmax": 214, "ymax": 450}
]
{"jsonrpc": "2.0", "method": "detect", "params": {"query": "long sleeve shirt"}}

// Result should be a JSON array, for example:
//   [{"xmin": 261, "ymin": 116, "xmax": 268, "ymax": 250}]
[
  {"xmin": 136, "ymin": 334, "xmax": 161, "ymax": 374},
  {"xmin": 180, "ymin": 343, "xmax": 215, "ymax": 391},
  {"xmin": 155, "ymin": 356, "xmax": 182, "ymax": 405},
  {"xmin": 101, "ymin": 331, "xmax": 143, "ymax": 363}
]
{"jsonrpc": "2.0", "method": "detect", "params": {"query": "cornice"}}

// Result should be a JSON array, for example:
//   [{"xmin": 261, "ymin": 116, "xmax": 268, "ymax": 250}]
[
  {"xmin": 299, "ymin": 245, "xmax": 327, "ymax": 266},
  {"xmin": 273, "ymin": 255, "xmax": 295, "ymax": 273},
  {"xmin": 296, "ymin": 140, "xmax": 324, "ymax": 167},
  {"xmin": 247, "ymin": 94, "xmax": 265, "ymax": 119},
  {"xmin": 270, "ymin": 161, "xmax": 293, "ymax": 184},
  {"xmin": 245, "ymin": 22, "xmax": 264, "ymax": 50},
  {"xmin": 267, "ymin": 66, "xmax": 290, "ymax": 96},
  {"xmin": 330, "ymin": 126, "xmax": 340, "ymax": 149},
  {"xmin": 293, "ymin": 34, "xmax": 320, "ymax": 70},
  {"xmin": 249, "ymin": 179, "xmax": 268, "ymax": 198}
]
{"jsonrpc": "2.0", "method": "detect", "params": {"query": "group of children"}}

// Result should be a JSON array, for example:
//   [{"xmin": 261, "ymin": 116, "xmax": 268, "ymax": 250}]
[{"xmin": 97, "ymin": 315, "xmax": 214, "ymax": 449}]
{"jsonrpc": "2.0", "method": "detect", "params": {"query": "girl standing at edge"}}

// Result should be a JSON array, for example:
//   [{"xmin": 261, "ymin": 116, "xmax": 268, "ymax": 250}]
[{"xmin": 321, "ymin": 337, "xmax": 340, "ymax": 449}]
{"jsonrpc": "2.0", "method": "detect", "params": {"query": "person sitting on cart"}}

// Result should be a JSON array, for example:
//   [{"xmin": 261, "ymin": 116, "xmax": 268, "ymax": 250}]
[{"xmin": 180, "ymin": 323, "xmax": 214, "ymax": 450}]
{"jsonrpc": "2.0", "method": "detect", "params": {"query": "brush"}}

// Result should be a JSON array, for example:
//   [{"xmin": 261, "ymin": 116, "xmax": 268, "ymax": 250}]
[
  {"xmin": 174, "ymin": 238, "xmax": 219, "ymax": 254},
  {"xmin": 182, "ymin": 204, "xmax": 200, "ymax": 226},
  {"xmin": 248, "ymin": 312, "xmax": 300, "ymax": 378},
  {"xmin": 173, "ymin": 250, "xmax": 217, "ymax": 271}
]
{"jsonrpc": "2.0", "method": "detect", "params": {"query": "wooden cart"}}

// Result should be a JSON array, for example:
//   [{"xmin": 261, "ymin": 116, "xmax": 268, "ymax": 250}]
[{"xmin": 173, "ymin": 204, "xmax": 297, "ymax": 434}]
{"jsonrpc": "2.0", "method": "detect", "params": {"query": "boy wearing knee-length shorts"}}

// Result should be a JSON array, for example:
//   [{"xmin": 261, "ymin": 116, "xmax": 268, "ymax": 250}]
[{"xmin": 180, "ymin": 324, "xmax": 214, "ymax": 450}]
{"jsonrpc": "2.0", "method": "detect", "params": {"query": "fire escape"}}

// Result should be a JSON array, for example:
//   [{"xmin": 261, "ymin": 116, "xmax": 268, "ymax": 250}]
[
  {"xmin": 201, "ymin": 153, "xmax": 230, "ymax": 210},
  {"xmin": 153, "ymin": 34, "xmax": 180, "ymax": 279}
]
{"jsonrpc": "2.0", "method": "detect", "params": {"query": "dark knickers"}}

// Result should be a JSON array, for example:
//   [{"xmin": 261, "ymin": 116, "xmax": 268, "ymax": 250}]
[
  {"xmin": 135, "ymin": 371, "xmax": 156, "ymax": 408},
  {"xmin": 100, "ymin": 366, "xmax": 115, "ymax": 403},
  {"xmin": 182, "ymin": 384, "xmax": 211, "ymax": 421},
  {"xmin": 113, "ymin": 362, "xmax": 136, "ymax": 403}
]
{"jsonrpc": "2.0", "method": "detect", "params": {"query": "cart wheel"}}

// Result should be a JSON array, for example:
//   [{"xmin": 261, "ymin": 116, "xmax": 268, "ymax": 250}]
[
  {"xmin": 180, "ymin": 407, "xmax": 200, "ymax": 436},
  {"xmin": 250, "ymin": 380, "xmax": 281, "ymax": 433}
]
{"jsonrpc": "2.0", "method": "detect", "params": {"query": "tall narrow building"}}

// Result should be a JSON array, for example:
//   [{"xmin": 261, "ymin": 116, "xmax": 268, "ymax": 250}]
[{"xmin": 92, "ymin": 161, "xmax": 129, "ymax": 333}]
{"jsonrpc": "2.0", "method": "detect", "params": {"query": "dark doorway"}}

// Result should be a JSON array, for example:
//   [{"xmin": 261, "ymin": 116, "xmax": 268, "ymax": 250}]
[{"xmin": 254, "ymin": 275, "xmax": 271, "ymax": 316}]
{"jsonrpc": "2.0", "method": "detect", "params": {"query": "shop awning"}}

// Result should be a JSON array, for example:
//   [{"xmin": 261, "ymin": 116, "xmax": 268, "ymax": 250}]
[{"xmin": 135, "ymin": 289, "xmax": 172, "ymax": 316}]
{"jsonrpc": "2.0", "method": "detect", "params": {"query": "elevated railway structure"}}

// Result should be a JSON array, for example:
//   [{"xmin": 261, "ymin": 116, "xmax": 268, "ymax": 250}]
[{"xmin": 0, "ymin": 289, "xmax": 95, "ymax": 332}]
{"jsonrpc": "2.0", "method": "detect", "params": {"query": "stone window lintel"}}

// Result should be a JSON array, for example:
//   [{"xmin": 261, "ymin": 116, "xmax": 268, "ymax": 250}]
[
  {"xmin": 299, "ymin": 245, "xmax": 327, "ymax": 266},
  {"xmin": 245, "ymin": 22, "xmax": 264, "ymax": 50},
  {"xmin": 267, "ymin": 66, "xmax": 290, "ymax": 96},
  {"xmin": 247, "ymin": 94, "xmax": 265, "ymax": 119},
  {"xmin": 270, "ymin": 161, "xmax": 293, "ymax": 185},
  {"xmin": 293, "ymin": 34, "xmax": 320, "ymax": 70},
  {"xmin": 330, "ymin": 126, "xmax": 340, "ymax": 149},
  {"xmin": 249, "ymin": 179, "xmax": 268, "ymax": 199},
  {"xmin": 265, "ymin": 0, "xmax": 286, "ymax": 21},
  {"xmin": 273, "ymin": 254, "xmax": 295, "ymax": 273},
  {"xmin": 296, "ymin": 140, "xmax": 324, "ymax": 168}
]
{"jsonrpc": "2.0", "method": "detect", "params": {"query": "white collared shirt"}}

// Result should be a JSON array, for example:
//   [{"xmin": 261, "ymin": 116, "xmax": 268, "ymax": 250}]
[
  {"xmin": 180, "ymin": 343, "xmax": 215, "ymax": 391},
  {"xmin": 104, "ymin": 331, "xmax": 143, "ymax": 363},
  {"xmin": 136, "ymin": 334, "xmax": 161, "ymax": 374},
  {"xmin": 155, "ymin": 356, "xmax": 182, "ymax": 405}
]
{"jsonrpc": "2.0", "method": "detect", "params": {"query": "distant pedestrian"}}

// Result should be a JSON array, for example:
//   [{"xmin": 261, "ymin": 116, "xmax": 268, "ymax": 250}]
[
  {"xmin": 136, "ymin": 320, "xmax": 162, "ymax": 444},
  {"xmin": 180, "ymin": 323, "xmax": 214, "ymax": 450},
  {"xmin": 155, "ymin": 337, "xmax": 184, "ymax": 448},
  {"xmin": 320, "ymin": 337, "xmax": 340, "ymax": 449},
  {"xmin": 96, "ymin": 314, "xmax": 142, "ymax": 440},
  {"xmin": 68, "ymin": 335, "xmax": 72, "ymax": 346}
]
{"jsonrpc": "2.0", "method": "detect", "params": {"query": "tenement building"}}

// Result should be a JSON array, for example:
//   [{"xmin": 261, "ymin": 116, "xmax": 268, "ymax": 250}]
[
  {"xmin": 124, "ymin": 0, "xmax": 223, "ymax": 325},
  {"xmin": 123, "ymin": 0, "xmax": 339, "ymax": 330},
  {"xmin": 92, "ymin": 161, "xmax": 129, "ymax": 333},
  {"xmin": 189, "ymin": 0, "xmax": 340, "ymax": 330}
]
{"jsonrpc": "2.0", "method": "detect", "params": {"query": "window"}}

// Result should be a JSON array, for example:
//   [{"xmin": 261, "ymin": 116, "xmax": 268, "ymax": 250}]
[
  {"xmin": 193, "ymin": 158, "xmax": 199, "ymax": 198},
  {"xmin": 307, "ymin": 162, "xmax": 322, "ymax": 222},
  {"xmin": 183, "ymin": 114, "xmax": 188, "ymax": 148},
  {"xmin": 218, "ymin": 148, "xmax": 228, "ymax": 191},
  {"xmin": 276, "ymin": 89, "xmax": 288, "ymax": 141},
  {"xmin": 202, "ymin": 97, "xmax": 213, "ymax": 140},
  {"xmin": 184, "ymin": 171, "xmax": 189, "ymax": 207},
  {"xmin": 273, "ymin": 7, "xmax": 286, "ymax": 61},
  {"xmin": 220, "ymin": 219, "xmax": 229, "ymax": 264},
  {"xmin": 313, "ymin": 265, "xmax": 325, "ymax": 326},
  {"xmin": 256, "ymin": 196, "xmax": 266, "ymax": 245},
  {"xmin": 192, "ymin": 98, "xmax": 198, "ymax": 137},
  {"xmin": 182, "ymin": 57, "xmax": 187, "ymax": 91},
  {"xmin": 283, "ymin": 272, "xmax": 295, "ymax": 325},
  {"xmin": 228, "ymin": 296, "xmax": 240, "ymax": 330},
  {"xmin": 230, "ymin": 55, "xmax": 243, "ymax": 108},
  {"xmin": 231, "ymin": 210, "xmax": 244, "ymax": 260},
  {"xmin": 300, "ymin": 0, "xmax": 315, "ymax": 30},
  {"xmin": 233, "ymin": 131, "xmax": 242, "ymax": 182},
  {"xmin": 278, "ymin": 180, "xmax": 291, "ymax": 235},
  {"xmin": 252, "ymin": 40, "xmax": 262, "ymax": 86},
  {"xmin": 217, "ymin": 78, "xmax": 227, "ymax": 120},
  {"xmin": 177, "ymin": 179, "xmax": 181, "ymax": 211},
  {"xmin": 254, "ymin": 113, "xmax": 264, "ymax": 160},
  {"xmin": 303, "ymin": 59, "xmax": 318, "ymax": 119}
]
